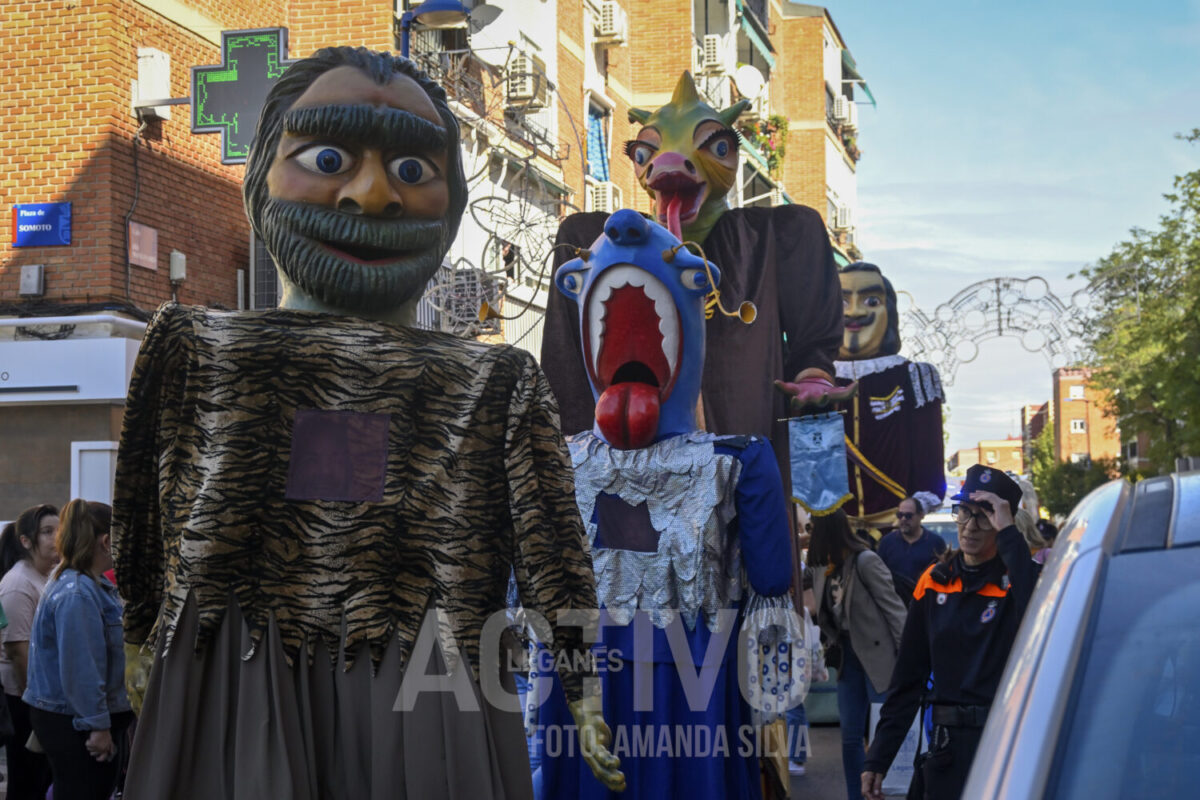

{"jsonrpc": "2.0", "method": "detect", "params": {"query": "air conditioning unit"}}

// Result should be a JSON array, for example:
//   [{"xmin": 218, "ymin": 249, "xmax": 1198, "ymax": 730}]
[
  {"xmin": 844, "ymin": 100, "xmax": 859, "ymax": 130},
  {"xmin": 833, "ymin": 95, "xmax": 850, "ymax": 122},
  {"xmin": 507, "ymin": 53, "xmax": 550, "ymax": 108},
  {"xmin": 588, "ymin": 181, "xmax": 623, "ymax": 214},
  {"xmin": 834, "ymin": 204, "xmax": 853, "ymax": 230},
  {"xmin": 702, "ymin": 34, "xmax": 725, "ymax": 74},
  {"xmin": 596, "ymin": 1, "xmax": 627, "ymax": 44},
  {"xmin": 769, "ymin": 187, "xmax": 784, "ymax": 206}
]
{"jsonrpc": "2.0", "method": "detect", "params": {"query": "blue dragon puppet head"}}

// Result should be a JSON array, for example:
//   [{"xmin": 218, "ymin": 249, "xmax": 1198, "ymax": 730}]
[{"xmin": 555, "ymin": 209, "xmax": 719, "ymax": 450}]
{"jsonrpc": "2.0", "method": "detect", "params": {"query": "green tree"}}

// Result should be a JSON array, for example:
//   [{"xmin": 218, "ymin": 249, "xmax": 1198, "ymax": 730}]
[
  {"xmin": 1029, "ymin": 427, "xmax": 1119, "ymax": 518},
  {"xmin": 1077, "ymin": 129, "xmax": 1200, "ymax": 474}
]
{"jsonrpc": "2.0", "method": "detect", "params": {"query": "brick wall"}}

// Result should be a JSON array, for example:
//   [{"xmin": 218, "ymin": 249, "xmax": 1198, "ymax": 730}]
[
  {"xmin": 557, "ymin": 0, "xmax": 645, "ymax": 216},
  {"xmin": 628, "ymin": 0, "xmax": 692, "ymax": 105},
  {"xmin": 556, "ymin": 0, "xmax": 586, "ymax": 207},
  {"xmin": 1052, "ymin": 367, "xmax": 1120, "ymax": 463},
  {"xmin": 0, "ymin": 404, "xmax": 124, "ymax": 517},
  {"xmin": 0, "ymin": 0, "xmax": 398, "ymax": 317},
  {"xmin": 776, "ymin": 14, "xmax": 832, "ymax": 219}
]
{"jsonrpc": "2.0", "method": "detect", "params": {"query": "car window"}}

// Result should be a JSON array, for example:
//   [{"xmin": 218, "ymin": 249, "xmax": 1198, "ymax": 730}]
[
  {"xmin": 922, "ymin": 519, "xmax": 958, "ymax": 549},
  {"xmin": 1172, "ymin": 472, "xmax": 1200, "ymax": 546},
  {"xmin": 1049, "ymin": 547, "xmax": 1200, "ymax": 798}
]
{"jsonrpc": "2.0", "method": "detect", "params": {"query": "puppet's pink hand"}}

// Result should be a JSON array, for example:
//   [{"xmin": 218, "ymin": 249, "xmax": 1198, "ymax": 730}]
[{"xmin": 774, "ymin": 369, "xmax": 856, "ymax": 412}]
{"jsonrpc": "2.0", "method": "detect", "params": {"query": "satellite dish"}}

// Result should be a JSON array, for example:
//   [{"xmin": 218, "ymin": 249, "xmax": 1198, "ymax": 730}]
[
  {"xmin": 468, "ymin": 3, "xmax": 503, "ymax": 34},
  {"xmin": 733, "ymin": 64, "xmax": 765, "ymax": 100}
]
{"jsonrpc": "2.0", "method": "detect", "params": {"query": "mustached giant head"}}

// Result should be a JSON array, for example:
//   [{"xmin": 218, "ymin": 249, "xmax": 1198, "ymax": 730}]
[
  {"xmin": 556, "ymin": 209, "xmax": 719, "ymax": 450},
  {"xmin": 838, "ymin": 262, "xmax": 900, "ymax": 359},
  {"xmin": 243, "ymin": 47, "xmax": 468, "ymax": 318},
  {"xmin": 624, "ymin": 72, "xmax": 750, "ymax": 246}
]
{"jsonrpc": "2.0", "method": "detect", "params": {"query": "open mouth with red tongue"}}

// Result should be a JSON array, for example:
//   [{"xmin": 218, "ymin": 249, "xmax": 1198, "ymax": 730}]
[
  {"xmin": 584, "ymin": 265, "xmax": 682, "ymax": 449},
  {"xmin": 648, "ymin": 173, "xmax": 706, "ymax": 241}
]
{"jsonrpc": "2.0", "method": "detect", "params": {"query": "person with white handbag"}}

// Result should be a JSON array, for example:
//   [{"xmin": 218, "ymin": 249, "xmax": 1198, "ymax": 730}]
[{"xmin": 810, "ymin": 510, "xmax": 907, "ymax": 800}]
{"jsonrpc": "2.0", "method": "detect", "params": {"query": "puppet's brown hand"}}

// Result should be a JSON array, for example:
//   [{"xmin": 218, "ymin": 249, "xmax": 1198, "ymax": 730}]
[
  {"xmin": 775, "ymin": 368, "xmax": 856, "ymax": 412},
  {"xmin": 124, "ymin": 642, "xmax": 153, "ymax": 716},
  {"xmin": 568, "ymin": 695, "xmax": 626, "ymax": 791}
]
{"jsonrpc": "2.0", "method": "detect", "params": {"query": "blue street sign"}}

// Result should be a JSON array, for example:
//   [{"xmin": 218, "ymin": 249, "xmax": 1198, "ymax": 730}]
[{"xmin": 12, "ymin": 202, "xmax": 71, "ymax": 247}]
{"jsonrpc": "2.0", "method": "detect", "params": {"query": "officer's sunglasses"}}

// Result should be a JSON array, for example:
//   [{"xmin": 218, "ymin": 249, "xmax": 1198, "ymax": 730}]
[
  {"xmin": 951, "ymin": 504, "xmax": 991, "ymax": 526},
  {"xmin": 895, "ymin": 512, "xmax": 916, "ymax": 520}
]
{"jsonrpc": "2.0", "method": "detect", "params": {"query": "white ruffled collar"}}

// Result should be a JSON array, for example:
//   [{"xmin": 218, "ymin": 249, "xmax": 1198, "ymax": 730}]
[{"xmin": 834, "ymin": 354, "xmax": 908, "ymax": 380}]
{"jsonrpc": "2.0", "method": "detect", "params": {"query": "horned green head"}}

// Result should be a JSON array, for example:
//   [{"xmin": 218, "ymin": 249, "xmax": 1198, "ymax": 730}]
[{"xmin": 624, "ymin": 72, "xmax": 749, "ymax": 245}]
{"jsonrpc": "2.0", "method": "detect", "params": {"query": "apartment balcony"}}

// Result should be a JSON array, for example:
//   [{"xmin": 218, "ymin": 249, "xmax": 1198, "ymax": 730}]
[{"xmin": 742, "ymin": 0, "xmax": 768, "ymax": 29}]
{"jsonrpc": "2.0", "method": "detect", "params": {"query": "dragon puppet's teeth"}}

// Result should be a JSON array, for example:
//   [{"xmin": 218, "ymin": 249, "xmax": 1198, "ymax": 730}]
[{"xmin": 586, "ymin": 265, "xmax": 679, "ymax": 386}]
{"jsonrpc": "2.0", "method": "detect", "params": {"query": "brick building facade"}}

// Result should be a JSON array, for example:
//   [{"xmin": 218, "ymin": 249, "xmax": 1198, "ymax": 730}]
[
  {"xmin": 0, "ymin": 0, "xmax": 867, "ymax": 515},
  {"xmin": 947, "ymin": 437, "xmax": 1025, "ymax": 477},
  {"xmin": 1051, "ymin": 367, "xmax": 1120, "ymax": 464}
]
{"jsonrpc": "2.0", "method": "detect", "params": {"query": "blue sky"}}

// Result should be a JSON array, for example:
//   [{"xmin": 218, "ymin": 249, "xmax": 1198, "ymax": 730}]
[{"xmin": 824, "ymin": 0, "xmax": 1200, "ymax": 452}]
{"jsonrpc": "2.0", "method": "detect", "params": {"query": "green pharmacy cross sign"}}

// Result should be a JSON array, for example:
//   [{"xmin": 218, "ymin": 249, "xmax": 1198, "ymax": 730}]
[{"xmin": 192, "ymin": 28, "xmax": 295, "ymax": 165}]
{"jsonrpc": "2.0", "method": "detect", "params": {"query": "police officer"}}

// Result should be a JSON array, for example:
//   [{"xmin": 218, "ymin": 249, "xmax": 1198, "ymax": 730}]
[{"xmin": 860, "ymin": 465, "xmax": 1041, "ymax": 800}]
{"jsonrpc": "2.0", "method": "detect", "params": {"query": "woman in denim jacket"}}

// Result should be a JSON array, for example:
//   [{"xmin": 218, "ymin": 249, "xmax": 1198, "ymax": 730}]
[{"xmin": 24, "ymin": 500, "xmax": 132, "ymax": 800}]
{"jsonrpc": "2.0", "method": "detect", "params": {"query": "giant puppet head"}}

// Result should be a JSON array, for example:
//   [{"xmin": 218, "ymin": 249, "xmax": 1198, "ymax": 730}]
[
  {"xmin": 838, "ymin": 262, "xmax": 901, "ymax": 360},
  {"xmin": 243, "ymin": 47, "xmax": 469, "ymax": 320},
  {"xmin": 555, "ymin": 209, "xmax": 719, "ymax": 450},
  {"xmin": 624, "ymin": 73, "xmax": 749, "ymax": 245}
]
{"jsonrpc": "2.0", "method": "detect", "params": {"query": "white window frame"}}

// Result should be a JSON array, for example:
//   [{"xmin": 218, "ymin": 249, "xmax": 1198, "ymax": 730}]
[
  {"xmin": 1069, "ymin": 385, "xmax": 1085, "ymax": 400},
  {"xmin": 1070, "ymin": 419, "xmax": 1087, "ymax": 434},
  {"xmin": 70, "ymin": 441, "xmax": 119, "ymax": 505}
]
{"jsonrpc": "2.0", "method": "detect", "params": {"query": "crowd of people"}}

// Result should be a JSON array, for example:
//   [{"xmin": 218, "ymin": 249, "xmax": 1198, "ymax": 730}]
[
  {"xmin": 0, "ymin": 500, "xmax": 130, "ymax": 800},
  {"xmin": 780, "ymin": 464, "xmax": 1050, "ymax": 800},
  {"xmin": 0, "ymin": 462, "xmax": 1052, "ymax": 800}
]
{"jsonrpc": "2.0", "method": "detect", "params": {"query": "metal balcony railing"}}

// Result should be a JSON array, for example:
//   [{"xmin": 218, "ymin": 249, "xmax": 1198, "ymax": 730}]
[
  {"xmin": 408, "ymin": 47, "xmax": 491, "ymax": 119},
  {"xmin": 503, "ymin": 108, "xmax": 566, "ymax": 162}
]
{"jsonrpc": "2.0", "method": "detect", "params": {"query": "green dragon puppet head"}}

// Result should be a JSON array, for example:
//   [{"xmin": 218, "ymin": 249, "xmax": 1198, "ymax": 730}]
[{"xmin": 625, "ymin": 72, "xmax": 749, "ymax": 245}]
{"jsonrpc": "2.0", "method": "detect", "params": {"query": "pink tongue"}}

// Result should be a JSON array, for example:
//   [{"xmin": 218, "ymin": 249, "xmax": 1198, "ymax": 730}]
[{"xmin": 666, "ymin": 195, "xmax": 683, "ymax": 241}]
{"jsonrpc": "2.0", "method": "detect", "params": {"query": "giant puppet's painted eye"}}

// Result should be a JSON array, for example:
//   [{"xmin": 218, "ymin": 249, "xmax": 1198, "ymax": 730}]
[
  {"xmin": 625, "ymin": 140, "xmax": 657, "ymax": 167},
  {"xmin": 680, "ymin": 268, "xmax": 708, "ymax": 290},
  {"xmin": 294, "ymin": 145, "xmax": 354, "ymax": 175},
  {"xmin": 864, "ymin": 296, "xmax": 883, "ymax": 308},
  {"xmin": 388, "ymin": 156, "xmax": 438, "ymax": 185},
  {"xmin": 558, "ymin": 270, "xmax": 587, "ymax": 295}
]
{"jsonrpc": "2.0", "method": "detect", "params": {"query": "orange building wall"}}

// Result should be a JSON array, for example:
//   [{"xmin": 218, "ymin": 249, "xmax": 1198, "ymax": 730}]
[{"xmin": 1052, "ymin": 367, "xmax": 1121, "ymax": 462}]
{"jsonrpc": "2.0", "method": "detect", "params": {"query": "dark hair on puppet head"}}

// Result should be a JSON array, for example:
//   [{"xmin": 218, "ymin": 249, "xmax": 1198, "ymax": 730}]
[
  {"xmin": 243, "ymin": 47, "xmax": 468, "ymax": 258},
  {"xmin": 840, "ymin": 261, "xmax": 901, "ymax": 356}
]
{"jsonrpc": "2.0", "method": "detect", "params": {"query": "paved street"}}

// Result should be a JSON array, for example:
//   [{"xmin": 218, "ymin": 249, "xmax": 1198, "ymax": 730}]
[{"xmin": 790, "ymin": 724, "xmax": 908, "ymax": 799}]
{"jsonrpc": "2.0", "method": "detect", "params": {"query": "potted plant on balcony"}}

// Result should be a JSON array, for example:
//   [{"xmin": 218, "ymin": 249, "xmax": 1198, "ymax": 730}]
[
  {"xmin": 737, "ymin": 114, "xmax": 789, "ymax": 177},
  {"xmin": 842, "ymin": 132, "xmax": 862, "ymax": 162}
]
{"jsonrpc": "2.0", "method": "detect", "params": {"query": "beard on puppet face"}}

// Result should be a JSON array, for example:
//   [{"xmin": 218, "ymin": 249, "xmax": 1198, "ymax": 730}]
[{"xmin": 258, "ymin": 197, "xmax": 449, "ymax": 314}]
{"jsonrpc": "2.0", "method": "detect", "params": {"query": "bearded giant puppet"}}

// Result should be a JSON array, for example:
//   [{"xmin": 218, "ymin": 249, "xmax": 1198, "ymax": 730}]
[
  {"xmin": 835, "ymin": 262, "xmax": 945, "ymax": 530},
  {"xmin": 532, "ymin": 210, "xmax": 803, "ymax": 799},
  {"xmin": 540, "ymin": 73, "xmax": 845, "ymax": 482},
  {"xmin": 110, "ymin": 48, "xmax": 623, "ymax": 799}
]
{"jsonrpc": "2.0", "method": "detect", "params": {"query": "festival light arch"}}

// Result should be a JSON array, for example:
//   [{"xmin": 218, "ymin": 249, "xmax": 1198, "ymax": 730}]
[{"xmin": 899, "ymin": 276, "xmax": 1091, "ymax": 387}]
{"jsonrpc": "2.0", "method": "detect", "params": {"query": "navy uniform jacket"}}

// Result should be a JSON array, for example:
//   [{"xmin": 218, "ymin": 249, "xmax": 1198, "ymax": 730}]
[{"xmin": 863, "ymin": 524, "xmax": 1041, "ymax": 775}]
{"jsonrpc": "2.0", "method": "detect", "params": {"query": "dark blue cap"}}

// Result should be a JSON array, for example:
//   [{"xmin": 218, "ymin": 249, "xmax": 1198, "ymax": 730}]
[{"xmin": 951, "ymin": 464, "xmax": 1023, "ymax": 516}]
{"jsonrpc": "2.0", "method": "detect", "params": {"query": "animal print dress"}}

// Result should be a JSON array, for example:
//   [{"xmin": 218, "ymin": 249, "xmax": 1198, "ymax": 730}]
[{"xmin": 112, "ymin": 303, "xmax": 598, "ymax": 800}]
